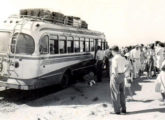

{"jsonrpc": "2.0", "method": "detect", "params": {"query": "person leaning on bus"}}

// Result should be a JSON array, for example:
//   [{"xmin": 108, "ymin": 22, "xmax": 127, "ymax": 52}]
[{"xmin": 96, "ymin": 46, "xmax": 105, "ymax": 82}]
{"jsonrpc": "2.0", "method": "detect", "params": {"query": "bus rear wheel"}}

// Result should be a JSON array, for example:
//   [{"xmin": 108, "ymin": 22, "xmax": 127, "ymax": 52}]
[{"xmin": 60, "ymin": 73, "xmax": 70, "ymax": 88}]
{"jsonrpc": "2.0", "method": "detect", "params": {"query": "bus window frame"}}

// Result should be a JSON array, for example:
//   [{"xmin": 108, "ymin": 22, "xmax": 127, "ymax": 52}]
[
  {"xmin": 103, "ymin": 39, "xmax": 106, "ymax": 50},
  {"xmin": 85, "ymin": 38, "xmax": 90, "ymax": 52},
  {"xmin": 80, "ymin": 37, "xmax": 85, "ymax": 52},
  {"xmin": 67, "ymin": 36, "xmax": 74, "ymax": 53},
  {"xmin": 90, "ymin": 38, "xmax": 94, "ymax": 52},
  {"xmin": 39, "ymin": 34, "xmax": 49, "ymax": 55},
  {"xmin": 101, "ymin": 39, "xmax": 105, "ymax": 50},
  {"xmin": 98, "ymin": 39, "xmax": 102, "ymax": 49},
  {"xmin": 49, "ymin": 34, "xmax": 59, "ymax": 55},
  {"xmin": 11, "ymin": 32, "xmax": 35, "ymax": 55},
  {"xmin": 105, "ymin": 41, "xmax": 109, "ymax": 49},
  {"xmin": 58, "ymin": 35, "xmax": 67, "ymax": 54},
  {"xmin": 74, "ymin": 36, "xmax": 80, "ymax": 53}
]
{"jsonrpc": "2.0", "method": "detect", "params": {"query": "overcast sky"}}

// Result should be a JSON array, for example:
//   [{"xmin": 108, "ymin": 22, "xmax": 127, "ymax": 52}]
[{"xmin": 0, "ymin": 0, "xmax": 165, "ymax": 47}]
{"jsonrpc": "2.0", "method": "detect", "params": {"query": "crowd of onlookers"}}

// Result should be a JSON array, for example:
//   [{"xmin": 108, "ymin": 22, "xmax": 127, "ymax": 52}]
[
  {"xmin": 96, "ymin": 41, "xmax": 165, "ymax": 82},
  {"xmin": 94, "ymin": 41, "xmax": 165, "ymax": 114},
  {"xmin": 119, "ymin": 41, "xmax": 165, "ymax": 104},
  {"xmin": 120, "ymin": 41, "xmax": 165, "ymax": 78}
]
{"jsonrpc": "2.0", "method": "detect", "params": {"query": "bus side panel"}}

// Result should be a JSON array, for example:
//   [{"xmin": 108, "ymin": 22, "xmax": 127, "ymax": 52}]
[
  {"xmin": 36, "ymin": 58, "xmax": 95, "ymax": 87},
  {"xmin": 21, "ymin": 59, "xmax": 40, "ymax": 79},
  {"xmin": 38, "ymin": 57, "xmax": 82, "ymax": 83},
  {"xmin": 71, "ymin": 59, "xmax": 96, "ymax": 80},
  {"xmin": 38, "ymin": 58, "xmax": 65, "ymax": 85},
  {"xmin": 37, "ymin": 54, "xmax": 94, "ymax": 86}
]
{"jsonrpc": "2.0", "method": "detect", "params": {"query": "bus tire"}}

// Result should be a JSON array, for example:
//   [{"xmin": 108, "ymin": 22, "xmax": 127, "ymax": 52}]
[{"xmin": 60, "ymin": 73, "xmax": 70, "ymax": 88}]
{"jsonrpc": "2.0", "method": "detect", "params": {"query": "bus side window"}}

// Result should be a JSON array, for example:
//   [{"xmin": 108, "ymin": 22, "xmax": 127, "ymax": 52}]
[
  {"xmin": 101, "ymin": 40, "xmax": 104, "ymax": 50},
  {"xmin": 105, "ymin": 42, "xmax": 109, "ymax": 49},
  {"xmin": 54, "ymin": 40, "xmax": 59, "ymax": 54},
  {"xmin": 49, "ymin": 39, "xmax": 59, "ymax": 54},
  {"xmin": 85, "ymin": 38, "xmax": 90, "ymax": 52},
  {"xmin": 74, "ymin": 37, "xmax": 80, "ymax": 53},
  {"xmin": 67, "ymin": 36, "xmax": 73, "ymax": 53},
  {"xmin": 103, "ymin": 40, "xmax": 106, "ymax": 50},
  {"xmin": 101, "ymin": 40, "xmax": 105, "ymax": 50},
  {"xmin": 11, "ymin": 33, "xmax": 35, "ymax": 55},
  {"xmin": 40, "ymin": 35, "xmax": 49, "ymax": 54},
  {"xmin": 90, "ymin": 38, "xmax": 94, "ymax": 51},
  {"xmin": 59, "ymin": 36, "xmax": 66, "ymax": 54},
  {"xmin": 98, "ymin": 39, "xmax": 102, "ymax": 49},
  {"xmin": 80, "ymin": 38, "xmax": 85, "ymax": 52}
]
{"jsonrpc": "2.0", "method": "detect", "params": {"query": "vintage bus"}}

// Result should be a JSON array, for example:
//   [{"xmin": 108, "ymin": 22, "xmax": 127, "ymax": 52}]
[{"xmin": 0, "ymin": 15, "xmax": 108, "ymax": 90}]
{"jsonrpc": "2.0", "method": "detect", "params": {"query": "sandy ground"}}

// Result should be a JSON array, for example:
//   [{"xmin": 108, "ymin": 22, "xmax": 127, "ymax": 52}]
[{"xmin": 0, "ymin": 76, "xmax": 164, "ymax": 120}]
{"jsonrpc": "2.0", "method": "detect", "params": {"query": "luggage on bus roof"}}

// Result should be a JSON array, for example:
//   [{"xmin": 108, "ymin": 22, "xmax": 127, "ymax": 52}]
[
  {"xmin": 52, "ymin": 12, "xmax": 65, "ymax": 24},
  {"xmin": 19, "ymin": 8, "xmax": 88, "ymax": 29},
  {"xmin": 20, "ymin": 8, "xmax": 53, "ymax": 20},
  {"xmin": 81, "ymin": 20, "xmax": 88, "ymax": 29}
]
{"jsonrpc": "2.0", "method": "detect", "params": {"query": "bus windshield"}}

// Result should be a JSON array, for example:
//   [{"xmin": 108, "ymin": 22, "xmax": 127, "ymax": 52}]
[
  {"xmin": 0, "ymin": 32, "xmax": 10, "ymax": 53},
  {"xmin": 11, "ymin": 33, "xmax": 35, "ymax": 55}
]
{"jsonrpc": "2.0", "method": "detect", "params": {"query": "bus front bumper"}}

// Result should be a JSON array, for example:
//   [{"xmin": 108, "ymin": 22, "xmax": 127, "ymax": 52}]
[{"xmin": 0, "ymin": 78, "xmax": 33, "ymax": 90}]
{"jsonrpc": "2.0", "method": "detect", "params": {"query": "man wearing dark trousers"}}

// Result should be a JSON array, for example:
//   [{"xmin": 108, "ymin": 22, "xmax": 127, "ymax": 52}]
[
  {"xmin": 110, "ymin": 46, "xmax": 128, "ymax": 115},
  {"xmin": 96, "ymin": 46, "xmax": 104, "ymax": 82}
]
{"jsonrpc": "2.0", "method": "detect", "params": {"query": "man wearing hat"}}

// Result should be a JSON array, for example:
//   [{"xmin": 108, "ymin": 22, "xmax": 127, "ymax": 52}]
[{"xmin": 110, "ymin": 45, "xmax": 128, "ymax": 114}]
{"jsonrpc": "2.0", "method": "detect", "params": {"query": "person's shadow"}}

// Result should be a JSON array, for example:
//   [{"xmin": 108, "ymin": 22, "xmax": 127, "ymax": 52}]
[
  {"xmin": 127, "ymin": 107, "xmax": 165, "ymax": 115},
  {"xmin": 126, "ymin": 99, "xmax": 154, "ymax": 103},
  {"xmin": 128, "ymin": 76, "xmax": 154, "ymax": 96},
  {"xmin": 125, "ymin": 78, "xmax": 142, "ymax": 97}
]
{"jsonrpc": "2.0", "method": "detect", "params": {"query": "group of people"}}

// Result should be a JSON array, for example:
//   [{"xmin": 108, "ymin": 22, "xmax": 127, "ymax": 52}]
[{"xmin": 95, "ymin": 41, "xmax": 165, "ymax": 115}]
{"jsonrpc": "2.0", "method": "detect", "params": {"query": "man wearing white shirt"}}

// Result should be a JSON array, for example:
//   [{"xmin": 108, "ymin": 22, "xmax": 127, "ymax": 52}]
[
  {"xmin": 110, "ymin": 46, "xmax": 128, "ymax": 114},
  {"xmin": 130, "ymin": 45, "xmax": 141, "ymax": 78},
  {"xmin": 155, "ymin": 42, "xmax": 165, "ymax": 71},
  {"xmin": 96, "ymin": 46, "xmax": 104, "ymax": 82},
  {"xmin": 124, "ymin": 48, "xmax": 131, "ymax": 59}
]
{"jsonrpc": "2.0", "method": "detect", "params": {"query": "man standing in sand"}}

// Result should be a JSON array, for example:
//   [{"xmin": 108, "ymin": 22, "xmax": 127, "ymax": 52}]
[
  {"xmin": 96, "ymin": 46, "xmax": 104, "ymax": 82},
  {"xmin": 155, "ymin": 42, "xmax": 164, "ymax": 72},
  {"xmin": 130, "ymin": 45, "xmax": 141, "ymax": 78},
  {"xmin": 110, "ymin": 46, "xmax": 128, "ymax": 115}
]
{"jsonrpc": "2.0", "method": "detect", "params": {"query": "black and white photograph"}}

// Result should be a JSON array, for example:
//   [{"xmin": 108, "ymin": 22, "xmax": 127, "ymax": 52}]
[{"xmin": 0, "ymin": 0, "xmax": 165, "ymax": 120}]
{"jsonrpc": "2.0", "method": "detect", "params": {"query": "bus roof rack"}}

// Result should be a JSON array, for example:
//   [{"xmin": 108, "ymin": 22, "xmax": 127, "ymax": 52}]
[{"xmin": 14, "ymin": 9, "xmax": 89, "ymax": 29}]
